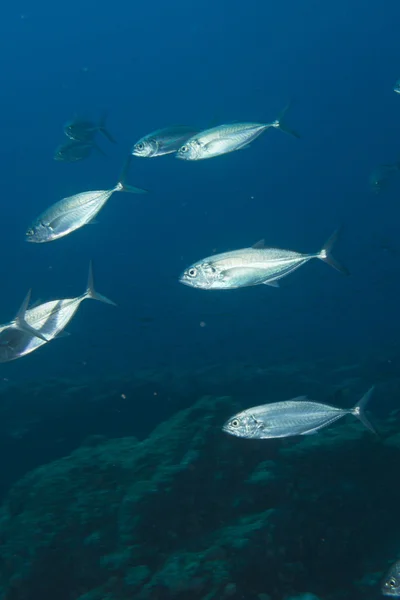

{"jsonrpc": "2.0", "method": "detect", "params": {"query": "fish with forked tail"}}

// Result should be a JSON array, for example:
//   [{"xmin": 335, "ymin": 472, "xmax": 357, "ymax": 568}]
[
  {"xmin": 0, "ymin": 262, "xmax": 115, "ymax": 363},
  {"xmin": 180, "ymin": 230, "xmax": 348, "ymax": 290},
  {"xmin": 223, "ymin": 387, "xmax": 376, "ymax": 439},
  {"xmin": 176, "ymin": 103, "xmax": 300, "ymax": 161},
  {"xmin": 26, "ymin": 160, "xmax": 148, "ymax": 243}
]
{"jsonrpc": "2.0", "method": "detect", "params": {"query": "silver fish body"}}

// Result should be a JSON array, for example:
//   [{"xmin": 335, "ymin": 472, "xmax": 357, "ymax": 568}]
[
  {"xmin": 177, "ymin": 122, "xmax": 273, "ymax": 160},
  {"xmin": 180, "ymin": 231, "xmax": 347, "ymax": 290},
  {"xmin": 382, "ymin": 560, "xmax": 400, "ymax": 597},
  {"xmin": 26, "ymin": 167, "xmax": 147, "ymax": 243},
  {"xmin": 26, "ymin": 187, "xmax": 117, "ymax": 242},
  {"xmin": 222, "ymin": 387, "xmax": 375, "ymax": 439},
  {"xmin": 394, "ymin": 80, "xmax": 400, "ymax": 95},
  {"xmin": 132, "ymin": 126, "xmax": 199, "ymax": 157},
  {"xmin": 176, "ymin": 104, "xmax": 300, "ymax": 160},
  {"xmin": 0, "ymin": 263, "xmax": 115, "ymax": 363}
]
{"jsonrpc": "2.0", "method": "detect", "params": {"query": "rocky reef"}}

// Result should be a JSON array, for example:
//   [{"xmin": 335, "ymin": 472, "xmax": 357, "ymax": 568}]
[{"xmin": 0, "ymin": 374, "xmax": 400, "ymax": 600}]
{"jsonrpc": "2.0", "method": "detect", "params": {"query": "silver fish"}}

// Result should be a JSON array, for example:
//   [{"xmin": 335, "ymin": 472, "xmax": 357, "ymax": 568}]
[
  {"xmin": 64, "ymin": 113, "xmax": 116, "ymax": 143},
  {"xmin": 132, "ymin": 126, "xmax": 199, "ymax": 157},
  {"xmin": 394, "ymin": 80, "xmax": 400, "ymax": 95},
  {"xmin": 382, "ymin": 560, "xmax": 400, "ymax": 597},
  {"xmin": 222, "ymin": 387, "xmax": 375, "ymax": 439},
  {"xmin": 26, "ymin": 164, "xmax": 148, "ymax": 243},
  {"xmin": 0, "ymin": 263, "xmax": 115, "ymax": 363},
  {"xmin": 180, "ymin": 230, "xmax": 348, "ymax": 290},
  {"xmin": 176, "ymin": 104, "xmax": 300, "ymax": 161}
]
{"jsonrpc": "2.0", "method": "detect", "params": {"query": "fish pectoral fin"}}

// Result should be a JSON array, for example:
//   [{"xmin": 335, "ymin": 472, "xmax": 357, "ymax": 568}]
[
  {"xmin": 262, "ymin": 280, "xmax": 279, "ymax": 287},
  {"xmin": 236, "ymin": 143, "xmax": 252, "ymax": 151}
]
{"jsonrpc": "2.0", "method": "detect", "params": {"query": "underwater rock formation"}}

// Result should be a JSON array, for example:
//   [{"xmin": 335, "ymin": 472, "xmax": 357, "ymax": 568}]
[{"xmin": 0, "ymin": 389, "xmax": 400, "ymax": 600}]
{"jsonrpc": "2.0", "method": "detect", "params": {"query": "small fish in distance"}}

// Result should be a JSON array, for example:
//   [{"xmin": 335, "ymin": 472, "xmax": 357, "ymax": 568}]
[
  {"xmin": 64, "ymin": 112, "xmax": 116, "ymax": 143},
  {"xmin": 54, "ymin": 139, "xmax": 106, "ymax": 162},
  {"xmin": 132, "ymin": 125, "xmax": 200, "ymax": 157},
  {"xmin": 382, "ymin": 560, "xmax": 400, "ymax": 597},
  {"xmin": 176, "ymin": 103, "xmax": 300, "ymax": 161},
  {"xmin": 394, "ymin": 79, "xmax": 400, "ymax": 95},
  {"xmin": 0, "ymin": 262, "xmax": 115, "ymax": 363},
  {"xmin": 180, "ymin": 230, "xmax": 348, "ymax": 290},
  {"xmin": 222, "ymin": 387, "xmax": 376, "ymax": 439},
  {"xmin": 26, "ymin": 160, "xmax": 148, "ymax": 243},
  {"xmin": 369, "ymin": 163, "xmax": 400, "ymax": 194}
]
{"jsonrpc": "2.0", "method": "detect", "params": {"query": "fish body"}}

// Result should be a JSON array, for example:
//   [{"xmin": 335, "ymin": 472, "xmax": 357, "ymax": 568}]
[
  {"xmin": 382, "ymin": 560, "xmax": 400, "ymax": 597},
  {"xmin": 26, "ymin": 163, "xmax": 147, "ymax": 243},
  {"xmin": 369, "ymin": 164, "xmax": 400, "ymax": 194},
  {"xmin": 27, "ymin": 187, "xmax": 117, "ymax": 242},
  {"xmin": 64, "ymin": 114, "xmax": 116, "ymax": 144},
  {"xmin": 394, "ymin": 79, "xmax": 400, "ymax": 95},
  {"xmin": 222, "ymin": 387, "xmax": 375, "ymax": 439},
  {"xmin": 54, "ymin": 139, "xmax": 105, "ymax": 162},
  {"xmin": 177, "ymin": 122, "xmax": 273, "ymax": 160},
  {"xmin": 180, "ymin": 231, "xmax": 348, "ymax": 290},
  {"xmin": 177, "ymin": 104, "xmax": 299, "ymax": 160},
  {"xmin": 0, "ymin": 263, "xmax": 115, "ymax": 363},
  {"xmin": 132, "ymin": 126, "xmax": 199, "ymax": 157}
]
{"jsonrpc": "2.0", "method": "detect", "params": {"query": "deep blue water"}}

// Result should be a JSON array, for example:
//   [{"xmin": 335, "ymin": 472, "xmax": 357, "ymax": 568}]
[
  {"xmin": 0, "ymin": 0, "xmax": 399, "ymax": 379},
  {"xmin": 2, "ymin": 3, "xmax": 400, "ymax": 599}
]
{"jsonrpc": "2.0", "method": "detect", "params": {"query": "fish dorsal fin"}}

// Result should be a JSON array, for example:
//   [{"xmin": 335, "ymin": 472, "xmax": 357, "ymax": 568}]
[{"xmin": 252, "ymin": 239, "xmax": 265, "ymax": 249}]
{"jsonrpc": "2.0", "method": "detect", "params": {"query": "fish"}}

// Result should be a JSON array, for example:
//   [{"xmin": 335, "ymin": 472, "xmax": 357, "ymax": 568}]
[
  {"xmin": 394, "ymin": 79, "xmax": 400, "ymax": 95},
  {"xmin": 64, "ymin": 113, "xmax": 116, "ymax": 143},
  {"xmin": 26, "ymin": 161, "xmax": 148, "ymax": 243},
  {"xmin": 132, "ymin": 126, "xmax": 199, "ymax": 157},
  {"xmin": 222, "ymin": 387, "xmax": 376, "ymax": 439},
  {"xmin": 176, "ymin": 104, "xmax": 300, "ymax": 161},
  {"xmin": 369, "ymin": 163, "xmax": 400, "ymax": 194},
  {"xmin": 54, "ymin": 139, "xmax": 106, "ymax": 162},
  {"xmin": 0, "ymin": 262, "xmax": 115, "ymax": 363},
  {"xmin": 179, "ymin": 230, "xmax": 348, "ymax": 290},
  {"xmin": 382, "ymin": 560, "xmax": 400, "ymax": 597}
]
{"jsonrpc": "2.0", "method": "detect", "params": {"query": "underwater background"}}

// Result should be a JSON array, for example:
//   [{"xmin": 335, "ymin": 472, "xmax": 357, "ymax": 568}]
[{"xmin": 1, "ymin": 0, "xmax": 400, "ymax": 598}]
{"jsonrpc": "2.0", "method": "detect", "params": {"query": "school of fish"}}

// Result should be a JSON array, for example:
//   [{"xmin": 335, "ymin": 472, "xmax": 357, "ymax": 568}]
[{"xmin": 4, "ymin": 83, "xmax": 400, "ymax": 594}]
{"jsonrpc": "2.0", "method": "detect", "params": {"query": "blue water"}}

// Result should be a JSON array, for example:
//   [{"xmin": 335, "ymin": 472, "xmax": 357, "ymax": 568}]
[
  {"xmin": 2, "ymin": 3, "xmax": 400, "ymax": 598},
  {"xmin": 0, "ymin": 0, "xmax": 399, "ymax": 382}
]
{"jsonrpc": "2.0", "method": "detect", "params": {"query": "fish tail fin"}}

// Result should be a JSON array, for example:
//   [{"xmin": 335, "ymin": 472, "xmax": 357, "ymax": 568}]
[
  {"xmin": 14, "ymin": 290, "xmax": 49, "ymax": 342},
  {"xmin": 116, "ymin": 157, "xmax": 149, "ymax": 194},
  {"xmin": 318, "ymin": 229, "xmax": 350, "ymax": 275},
  {"xmin": 351, "ymin": 386, "xmax": 377, "ymax": 434},
  {"xmin": 272, "ymin": 101, "xmax": 301, "ymax": 139},
  {"xmin": 98, "ymin": 111, "xmax": 117, "ymax": 144},
  {"xmin": 85, "ymin": 261, "xmax": 116, "ymax": 306}
]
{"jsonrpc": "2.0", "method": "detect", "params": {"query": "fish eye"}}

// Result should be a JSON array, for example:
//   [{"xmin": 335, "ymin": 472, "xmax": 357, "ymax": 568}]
[
  {"xmin": 26, "ymin": 229, "xmax": 33, "ymax": 236},
  {"xmin": 188, "ymin": 268, "xmax": 197, "ymax": 278},
  {"xmin": 180, "ymin": 145, "xmax": 188, "ymax": 153},
  {"xmin": 389, "ymin": 579, "xmax": 397, "ymax": 588},
  {"xmin": 136, "ymin": 142, "xmax": 144, "ymax": 151},
  {"xmin": 230, "ymin": 419, "xmax": 240, "ymax": 428}
]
